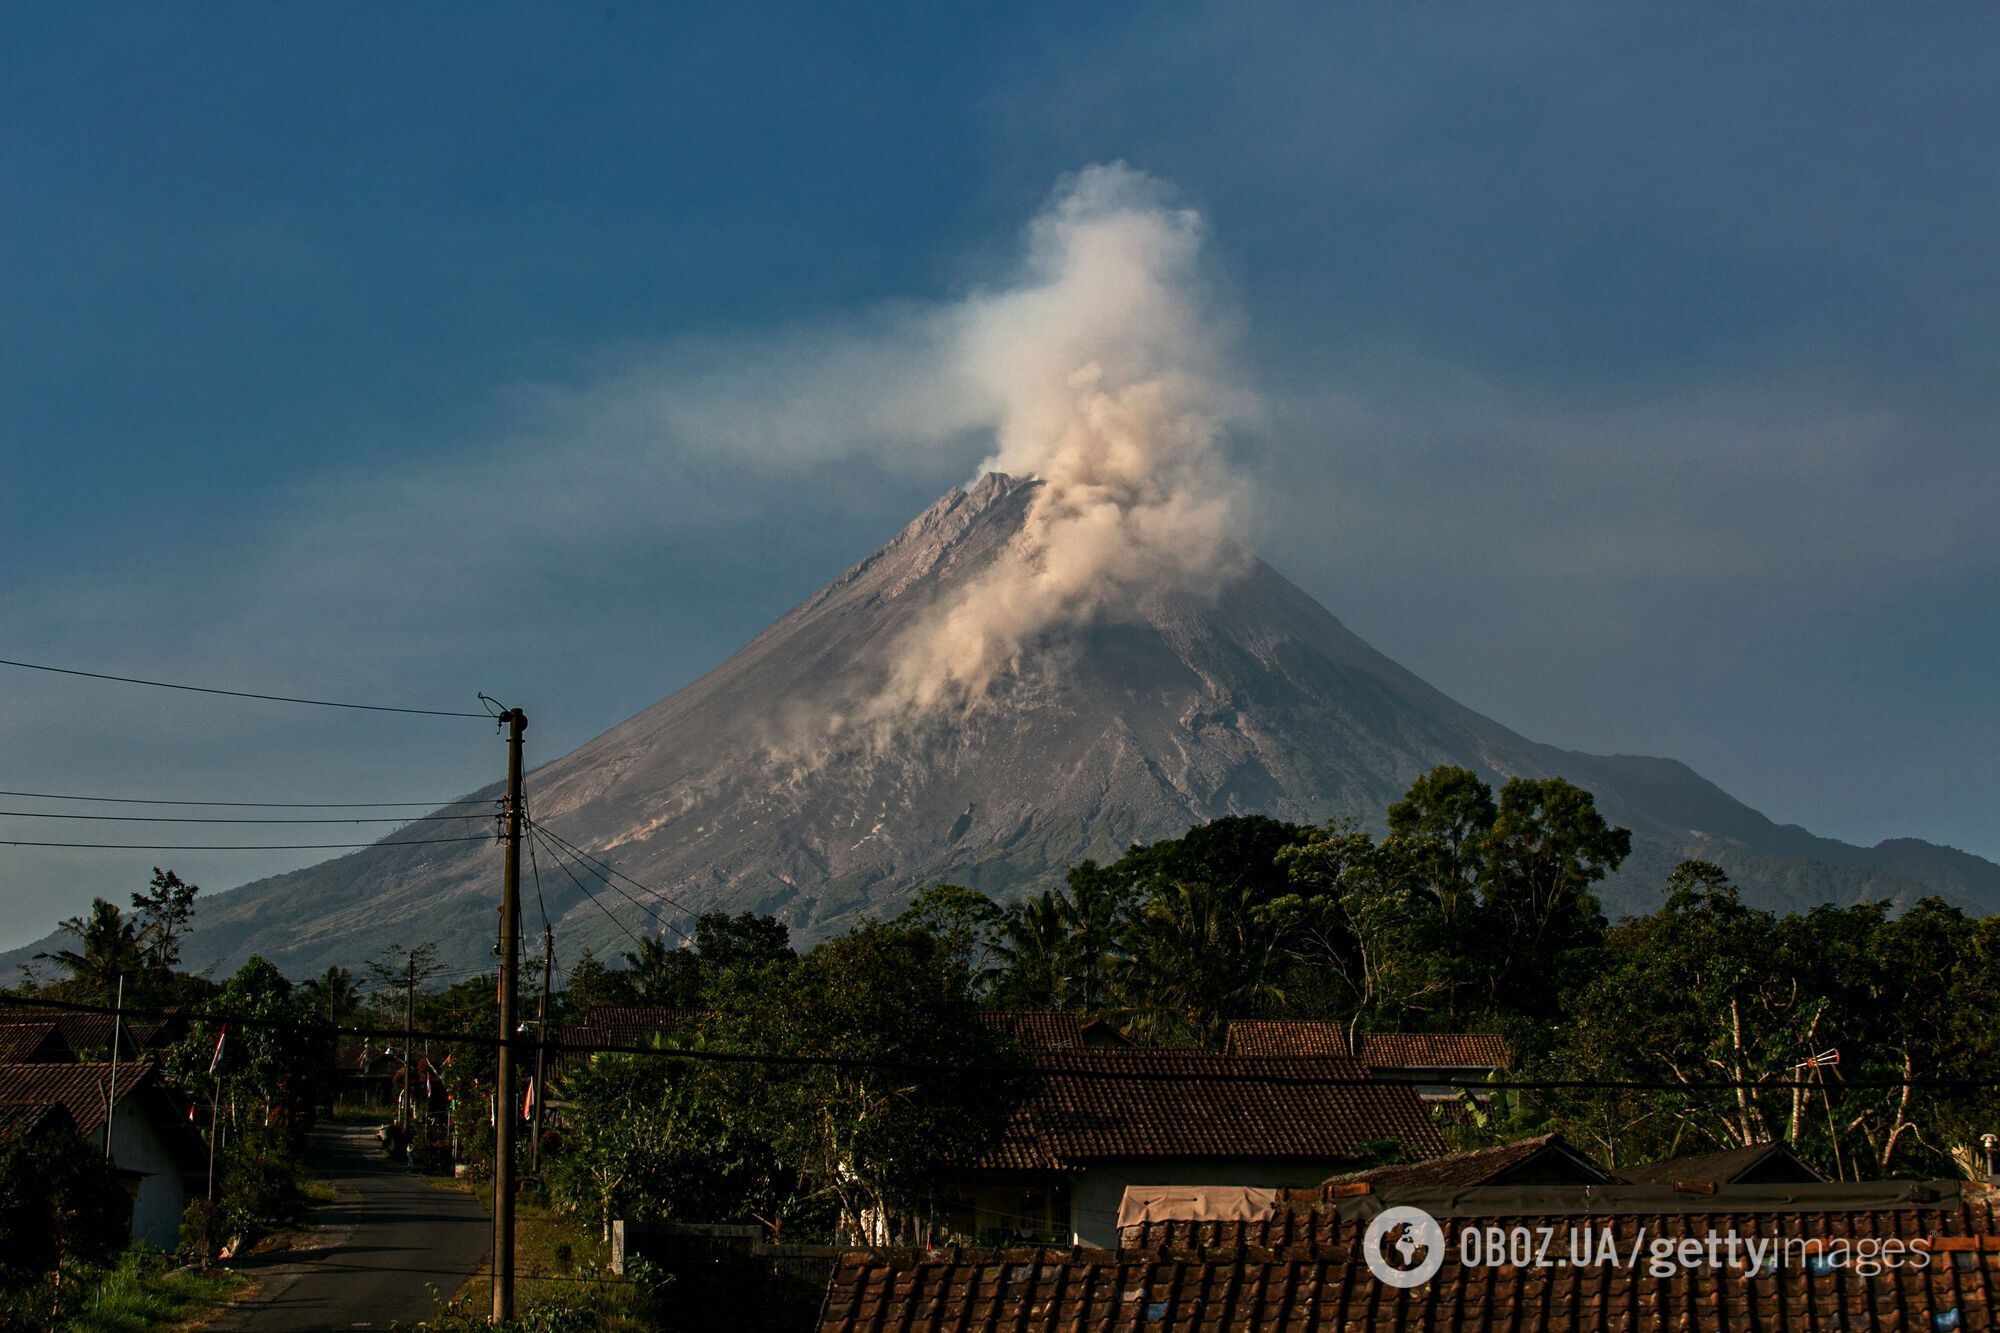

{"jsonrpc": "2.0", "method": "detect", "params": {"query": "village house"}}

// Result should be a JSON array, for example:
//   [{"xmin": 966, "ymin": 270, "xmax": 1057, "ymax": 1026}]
[
  {"xmin": 0, "ymin": 1059, "xmax": 206, "ymax": 1248},
  {"xmin": 944, "ymin": 1044, "xmax": 1446, "ymax": 1247},
  {"xmin": 822, "ymin": 1133, "xmax": 2000, "ymax": 1331},
  {"xmin": 1357, "ymin": 1031, "xmax": 1512, "ymax": 1100}
]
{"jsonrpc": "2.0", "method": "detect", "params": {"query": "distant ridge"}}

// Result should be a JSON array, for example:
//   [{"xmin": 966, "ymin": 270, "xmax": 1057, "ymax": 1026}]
[{"xmin": 7, "ymin": 472, "xmax": 1995, "ymax": 979}]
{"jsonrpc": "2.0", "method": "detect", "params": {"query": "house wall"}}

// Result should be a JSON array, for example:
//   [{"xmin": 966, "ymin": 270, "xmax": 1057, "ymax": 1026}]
[
  {"xmin": 110, "ymin": 1102, "xmax": 187, "ymax": 1248},
  {"xmin": 1068, "ymin": 1159, "xmax": 1349, "ymax": 1248}
]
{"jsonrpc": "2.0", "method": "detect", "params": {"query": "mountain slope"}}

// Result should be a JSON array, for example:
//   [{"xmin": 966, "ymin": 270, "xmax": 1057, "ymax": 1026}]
[{"xmin": 8, "ymin": 473, "xmax": 1995, "ymax": 980}]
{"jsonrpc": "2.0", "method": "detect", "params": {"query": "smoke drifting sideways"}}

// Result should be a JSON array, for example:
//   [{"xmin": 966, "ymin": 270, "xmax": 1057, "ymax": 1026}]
[{"xmin": 868, "ymin": 164, "xmax": 1256, "ymax": 721}]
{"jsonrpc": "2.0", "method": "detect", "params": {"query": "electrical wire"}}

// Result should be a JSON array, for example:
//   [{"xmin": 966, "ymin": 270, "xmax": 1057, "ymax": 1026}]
[
  {"xmin": 0, "ymin": 657, "xmax": 491, "ymax": 718},
  {"xmin": 7, "ymin": 997, "xmax": 1996, "ymax": 1094},
  {"xmin": 527, "ymin": 824, "xmax": 654, "ymax": 953},
  {"xmin": 0, "ymin": 789, "xmax": 491, "ymax": 808},
  {"xmin": 531, "ymin": 818, "xmax": 704, "ymax": 921},
  {"xmin": 0, "ymin": 835, "xmax": 493, "ymax": 850},
  {"xmin": 0, "ymin": 809, "xmax": 491, "ymax": 824},
  {"xmin": 525, "ymin": 808, "xmax": 551, "ymax": 937},
  {"xmin": 528, "ymin": 819, "xmax": 692, "ymax": 945}
]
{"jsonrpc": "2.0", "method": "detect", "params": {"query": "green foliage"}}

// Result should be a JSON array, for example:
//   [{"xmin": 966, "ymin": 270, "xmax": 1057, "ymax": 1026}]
[
  {"xmin": 735, "ymin": 921, "xmax": 1016, "ymax": 1241},
  {"xmin": 1530, "ymin": 864, "xmax": 2000, "ymax": 1178},
  {"xmin": 129, "ymin": 868, "xmax": 200, "ymax": 977},
  {"xmin": 0, "ymin": 1120, "xmax": 130, "ymax": 1323},
  {"xmin": 36, "ymin": 898, "xmax": 145, "ymax": 1005},
  {"xmin": 170, "ymin": 956, "xmax": 332, "ymax": 1139},
  {"xmin": 66, "ymin": 1246, "xmax": 241, "ymax": 1333},
  {"xmin": 546, "ymin": 1045, "xmax": 783, "ymax": 1241}
]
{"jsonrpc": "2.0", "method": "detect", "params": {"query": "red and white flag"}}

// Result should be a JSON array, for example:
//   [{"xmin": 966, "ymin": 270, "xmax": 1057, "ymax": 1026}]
[
  {"xmin": 206, "ymin": 1025, "xmax": 228, "ymax": 1076},
  {"xmin": 522, "ymin": 1078, "xmax": 535, "ymax": 1121}
]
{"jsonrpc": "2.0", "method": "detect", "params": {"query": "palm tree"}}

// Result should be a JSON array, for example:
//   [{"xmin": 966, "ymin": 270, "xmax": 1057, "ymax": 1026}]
[
  {"xmin": 992, "ymin": 891, "xmax": 1066, "ymax": 1008},
  {"xmin": 38, "ymin": 898, "xmax": 144, "ymax": 1004},
  {"xmin": 1119, "ymin": 878, "xmax": 1284, "ymax": 1047},
  {"xmin": 302, "ymin": 965, "xmax": 363, "ymax": 1026}
]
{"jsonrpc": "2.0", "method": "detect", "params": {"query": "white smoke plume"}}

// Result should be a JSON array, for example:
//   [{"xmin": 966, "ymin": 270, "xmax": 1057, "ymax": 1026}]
[{"xmin": 870, "ymin": 163, "xmax": 1255, "ymax": 717}]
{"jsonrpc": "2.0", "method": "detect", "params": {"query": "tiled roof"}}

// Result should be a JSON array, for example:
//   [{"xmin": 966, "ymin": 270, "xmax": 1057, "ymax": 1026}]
[
  {"xmin": 0, "ymin": 1100, "xmax": 77, "ymax": 1140},
  {"xmin": 978, "ymin": 1011, "xmax": 1129, "ymax": 1050},
  {"xmin": 0, "ymin": 1060, "xmax": 158, "ymax": 1139},
  {"xmin": 1618, "ymin": 1141, "xmax": 1825, "ymax": 1188},
  {"xmin": 823, "ymin": 1189, "xmax": 2000, "ymax": 1331},
  {"xmin": 570, "ymin": 1005, "xmax": 701, "ymax": 1048},
  {"xmin": 0, "ymin": 1009, "xmax": 138, "ymax": 1058},
  {"xmin": 0, "ymin": 1022, "xmax": 77, "ymax": 1062},
  {"xmin": 1310, "ymin": 1133, "xmax": 1613, "ymax": 1195},
  {"xmin": 1224, "ymin": 1021, "xmax": 1351, "ymax": 1058},
  {"xmin": 981, "ymin": 1050, "xmax": 1447, "ymax": 1170},
  {"xmin": 1357, "ymin": 1033, "xmax": 1511, "ymax": 1070}
]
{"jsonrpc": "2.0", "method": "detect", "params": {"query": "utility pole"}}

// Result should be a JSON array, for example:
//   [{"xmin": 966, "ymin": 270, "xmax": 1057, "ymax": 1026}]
[
  {"xmin": 492, "ymin": 707, "xmax": 527, "ymax": 1325},
  {"xmin": 530, "ymin": 926, "xmax": 552, "ymax": 1177},
  {"xmin": 103, "ymin": 974, "xmax": 124, "ymax": 1161},
  {"xmin": 402, "ymin": 957, "xmax": 416, "ymax": 1136}
]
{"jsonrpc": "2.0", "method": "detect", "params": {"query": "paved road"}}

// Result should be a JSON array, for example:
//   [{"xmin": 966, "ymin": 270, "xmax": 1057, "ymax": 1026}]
[{"xmin": 206, "ymin": 1122, "xmax": 491, "ymax": 1331}]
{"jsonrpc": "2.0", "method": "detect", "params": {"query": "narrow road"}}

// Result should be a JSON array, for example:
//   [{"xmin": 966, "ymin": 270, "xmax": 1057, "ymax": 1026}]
[{"xmin": 206, "ymin": 1122, "xmax": 491, "ymax": 1331}]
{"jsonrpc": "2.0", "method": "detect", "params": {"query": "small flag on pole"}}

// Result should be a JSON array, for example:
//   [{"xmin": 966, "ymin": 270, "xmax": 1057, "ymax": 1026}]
[
  {"xmin": 206, "ymin": 1025, "xmax": 228, "ymax": 1076},
  {"xmin": 523, "ymin": 1078, "xmax": 535, "ymax": 1121}
]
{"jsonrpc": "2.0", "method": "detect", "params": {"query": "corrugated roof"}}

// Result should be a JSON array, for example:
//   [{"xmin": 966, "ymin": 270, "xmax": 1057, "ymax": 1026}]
[
  {"xmin": 1224, "ymin": 1021, "xmax": 1352, "ymax": 1058},
  {"xmin": 981, "ymin": 1050, "xmax": 1447, "ymax": 1169},
  {"xmin": 1357, "ymin": 1032, "xmax": 1511, "ymax": 1070}
]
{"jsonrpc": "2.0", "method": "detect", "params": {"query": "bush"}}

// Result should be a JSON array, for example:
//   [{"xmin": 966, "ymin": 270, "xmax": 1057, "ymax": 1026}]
[{"xmin": 0, "ymin": 1121, "xmax": 129, "ymax": 1323}]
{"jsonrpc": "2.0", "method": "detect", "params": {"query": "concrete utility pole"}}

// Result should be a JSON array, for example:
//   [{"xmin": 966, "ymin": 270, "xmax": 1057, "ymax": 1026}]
[
  {"xmin": 402, "ymin": 959, "xmax": 417, "ymax": 1135},
  {"xmin": 103, "ymin": 974, "xmax": 123, "ymax": 1161},
  {"xmin": 530, "ymin": 925, "xmax": 552, "ymax": 1177},
  {"xmin": 492, "ymin": 707, "xmax": 527, "ymax": 1325}
]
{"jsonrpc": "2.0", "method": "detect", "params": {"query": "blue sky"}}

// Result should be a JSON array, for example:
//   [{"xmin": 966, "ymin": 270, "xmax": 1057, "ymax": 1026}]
[{"xmin": 3, "ymin": 4, "xmax": 1996, "ymax": 947}]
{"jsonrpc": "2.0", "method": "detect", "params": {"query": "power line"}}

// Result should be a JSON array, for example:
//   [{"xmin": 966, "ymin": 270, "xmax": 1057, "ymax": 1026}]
[
  {"xmin": 526, "ymin": 824, "xmax": 654, "ymax": 953},
  {"xmin": 0, "ymin": 809, "xmax": 492, "ymax": 825},
  {"xmin": 532, "ymin": 818, "xmax": 704, "ymax": 922},
  {"xmin": 0, "ymin": 789, "xmax": 490, "ymax": 809},
  {"xmin": 0, "ymin": 657, "xmax": 490, "ymax": 718},
  {"xmin": 526, "ymin": 813, "xmax": 550, "ymax": 937},
  {"xmin": 0, "ymin": 835, "xmax": 493, "ymax": 851},
  {"xmin": 7, "ymin": 996, "xmax": 1999, "ymax": 1094},
  {"xmin": 528, "ymin": 819, "xmax": 693, "ymax": 945}
]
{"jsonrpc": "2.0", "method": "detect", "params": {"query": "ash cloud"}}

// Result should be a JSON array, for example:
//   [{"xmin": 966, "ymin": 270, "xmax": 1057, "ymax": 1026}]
[{"xmin": 868, "ymin": 164, "xmax": 1255, "ymax": 717}]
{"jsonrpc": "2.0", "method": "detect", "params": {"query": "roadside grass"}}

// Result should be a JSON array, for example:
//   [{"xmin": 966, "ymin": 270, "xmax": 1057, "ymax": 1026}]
[
  {"xmin": 327, "ymin": 1101, "xmax": 397, "ymax": 1126},
  {"xmin": 420, "ymin": 1185, "xmax": 657, "ymax": 1331},
  {"xmin": 68, "ymin": 1248, "xmax": 244, "ymax": 1333}
]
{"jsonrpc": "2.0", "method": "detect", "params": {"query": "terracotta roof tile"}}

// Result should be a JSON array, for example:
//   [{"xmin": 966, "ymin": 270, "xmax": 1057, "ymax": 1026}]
[
  {"xmin": 0, "ymin": 1100, "xmax": 77, "ymax": 1140},
  {"xmin": 0, "ymin": 1022, "xmax": 77, "ymax": 1062},
  {"xmin": 1311, "ymin": 1133, "xmax": 1614, "ymax": 1195},
  {"xmin": 0, "ymin": 1060, "xmax": 158, "ymax": 1139},
  {"xmin": 1617, "ymin": 1141, "xmax": 1826, "ymax": 1187},
  {"xmin": 823, "ymin": 1190, "xmax": 2000, "ymax": 1331},
  {"xmin": 983, "ymin": 1050, "xmax": 1447, "ymax": 1170},
  {"xmin": 1357, "ymin": 1033, "xmax": 1511, "ymax": 1070},
  {"xmin": 978, "ymin": 1011, "xmax": 1130, "ymax": 1050},
  {"xmin": 1225, "ymin": 1021, "xmax": 1353, "ymax": 1058},
  {"xmin": 0, "ymin": 1009, "xmax": 138, "ymax": 1059}
]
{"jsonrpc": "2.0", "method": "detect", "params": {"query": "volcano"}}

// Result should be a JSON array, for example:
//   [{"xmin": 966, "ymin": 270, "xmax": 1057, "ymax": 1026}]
[{"xmin": 26, "ymin": 472, "xmax": 1996, "ymax": 979}]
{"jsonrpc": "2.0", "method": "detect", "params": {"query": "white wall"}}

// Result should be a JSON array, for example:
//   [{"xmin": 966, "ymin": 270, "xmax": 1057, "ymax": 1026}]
[
  {"xmin": 109, "ymin": 1102, "xmax": 188, "ymax": 1249},
  {"xmin": 1067, "ymin": 1159, "xmax": 1348, "ymax": 1248}
]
